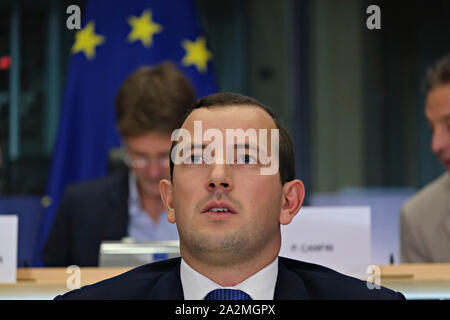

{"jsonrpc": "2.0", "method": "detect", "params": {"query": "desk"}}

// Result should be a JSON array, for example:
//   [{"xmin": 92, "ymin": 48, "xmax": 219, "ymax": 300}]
[
  {"xmin": 0, "ymin": 267, "xmax": 131, "ymax": 300},
  {"xmin": 1, "ymin": 264, "xmax": 450, "ymax": 299},
  {"xmin": 380, "ymin": 264, "xmax": 450, "ymax": 299}
]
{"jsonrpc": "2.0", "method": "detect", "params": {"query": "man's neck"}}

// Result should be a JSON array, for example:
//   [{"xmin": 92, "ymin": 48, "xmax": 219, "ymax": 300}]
[{"xmin": 181, "ymin": 247, "xmax": 279, "ymax": 287}]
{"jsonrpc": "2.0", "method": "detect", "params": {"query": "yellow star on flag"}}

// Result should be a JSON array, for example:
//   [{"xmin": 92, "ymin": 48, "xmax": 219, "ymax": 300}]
[
  {"xmin": 181, "ymin": 36, "xmax": 212, "ymax": 73},
  {"xmin": 127, "ymin": 9, "xmax": 163, "ymax": 47},
  {"xmin": 71, "ymin": 21, "xmax": 105, "ymax": 60}
]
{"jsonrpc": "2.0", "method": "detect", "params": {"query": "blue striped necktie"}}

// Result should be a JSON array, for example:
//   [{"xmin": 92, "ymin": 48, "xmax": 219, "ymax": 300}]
[{"xmin": 204, "ymin": 289, "xmax": 252, "ymax": 300}]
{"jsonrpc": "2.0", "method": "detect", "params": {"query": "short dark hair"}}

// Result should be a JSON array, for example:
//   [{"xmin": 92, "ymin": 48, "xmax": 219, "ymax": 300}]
[
  {"xmin": 425, "ymin": 54, "xmax": 450, "ymax": 92},
  {"xmin": 170, "ymin": 92, "xmax": 296, "ymax": 185},
  {"xmin": 115, "ymin": 61, "xmax": 196, "ymax": 137}
]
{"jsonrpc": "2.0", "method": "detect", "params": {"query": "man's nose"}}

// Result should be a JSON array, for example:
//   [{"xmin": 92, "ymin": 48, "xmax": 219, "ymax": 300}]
[
  {"xmin": 431, "ymin": 126, "xmax": 450, "ymax": 156},
  {"xmin": 206, "ymin": 164, "xmax": 233, "ymax": 192},
  {"xmin": 145, "ymin": 161, "xmax": 163, "ymax": 178}
]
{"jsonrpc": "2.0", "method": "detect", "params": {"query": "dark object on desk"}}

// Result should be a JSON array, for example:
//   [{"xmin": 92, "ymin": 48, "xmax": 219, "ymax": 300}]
[{"xmin": 390, "ymin": 253, "xmax": 395, "ymax": 265}]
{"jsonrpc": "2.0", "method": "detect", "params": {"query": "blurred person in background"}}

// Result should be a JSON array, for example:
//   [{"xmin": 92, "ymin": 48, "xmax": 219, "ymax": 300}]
[
  {"xmin": 401, "ymin": 54, "xmax": 450, "ymax": 263},
  {"xmin": 43, "ymin": 61, "xmax": 196, "ymax": 266}
]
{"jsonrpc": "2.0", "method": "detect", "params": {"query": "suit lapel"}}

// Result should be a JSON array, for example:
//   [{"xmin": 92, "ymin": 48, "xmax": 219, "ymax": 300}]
[
  {"xmin": 274, "ymin": 258, "xmax": 309, "ymax": 300},
  {"xmin": 101, "ymin": 169, "xmax": 129, "ymax": 238},
  {"xmin": 149, "ymin": 259, "xmax": 184, "ymax": 299}
]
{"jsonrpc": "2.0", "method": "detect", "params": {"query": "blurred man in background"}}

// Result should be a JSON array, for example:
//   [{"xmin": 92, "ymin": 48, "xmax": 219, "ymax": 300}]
[
  {"xmin": 43, "ymin": 61, "xmax": 196, "ymax": 266},
  {"xmin": 401, "ymin": 55, "xmax": 450, "ymax": 262}
]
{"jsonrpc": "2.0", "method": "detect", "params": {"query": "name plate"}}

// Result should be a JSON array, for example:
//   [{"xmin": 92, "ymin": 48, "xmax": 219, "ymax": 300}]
[
  {"xmin": 0, "ymin": 215, "xmax": 18, "ymax": 283},
  {"xmin": 280, "ymin": 206, "xmax": 371, "ymax": 277}
]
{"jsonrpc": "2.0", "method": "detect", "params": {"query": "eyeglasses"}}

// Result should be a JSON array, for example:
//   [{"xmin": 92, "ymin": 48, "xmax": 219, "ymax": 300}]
[{"xmin": 123, "ymin": 154, "xmax": 170, "ymax": 169}]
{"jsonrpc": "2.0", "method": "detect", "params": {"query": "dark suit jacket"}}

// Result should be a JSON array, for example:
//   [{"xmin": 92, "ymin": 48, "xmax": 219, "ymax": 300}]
[
  {"xmin": 55, "ymin": 257, "xmax": 405, "ymax": 300},
  {"xmin": 42, "ymin": 170, "xmax": 129, "ymax": 267}
]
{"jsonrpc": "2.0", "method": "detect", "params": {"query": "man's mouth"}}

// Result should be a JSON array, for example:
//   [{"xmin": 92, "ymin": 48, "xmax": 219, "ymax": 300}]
[
  {"xmin": 208, "ymin": 207, "xmax": 231, "ymax": 212},
  {"xmin": 201, "ymin": 201, "xmax": 237, "ymax": 215}
]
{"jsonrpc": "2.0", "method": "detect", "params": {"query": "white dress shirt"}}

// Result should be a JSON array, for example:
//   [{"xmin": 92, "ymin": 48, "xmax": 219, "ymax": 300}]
[{"xmin": 180, "ymin": 257, "xmax": 278, "ymax": 300}]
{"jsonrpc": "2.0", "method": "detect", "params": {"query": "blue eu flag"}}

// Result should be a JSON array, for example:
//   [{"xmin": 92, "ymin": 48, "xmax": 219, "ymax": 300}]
[{"xmin": 34, "ymin": 0, "xmax": 217, "ymax": 265}]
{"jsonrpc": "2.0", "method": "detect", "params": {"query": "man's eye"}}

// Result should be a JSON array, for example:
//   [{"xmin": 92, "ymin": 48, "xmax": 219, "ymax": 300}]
[
  {"xmin": 445, "ymin": 122, "xmax": 450, "ymax": 131},
  {"xmin": 236, "ymin": 154, "xmax": 257, "ymax": 165},
  {"xmin": 190, "ymin": 154, "xmax": 203, "ymax": 164}
]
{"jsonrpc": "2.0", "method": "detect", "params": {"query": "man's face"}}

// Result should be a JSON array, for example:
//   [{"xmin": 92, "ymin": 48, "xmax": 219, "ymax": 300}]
[
  {"xmin": 426, "ymin": 84, "xmax": 450, "ymax": 170},
  {"xmin": 123, "ymin": 132, "xmax": 172, "ymax": 197},
  {"xmin": 160, "ymin": 105, "xmax": 302, "ymax": 266}
]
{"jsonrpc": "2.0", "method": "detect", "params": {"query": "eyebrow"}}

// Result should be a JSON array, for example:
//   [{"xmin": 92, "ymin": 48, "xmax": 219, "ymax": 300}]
[
  {"xmin": 126, "ymin": 148, "xmax": 147, "ymax": 156},
  {"xmin": 127, "ymin": 148, "xmax": 170, "ymax": 157},
  {"xmin": 235, "ymin": 143, "xmax": 257, "ymax": 151},
  {"xmin": 426, "ymin": 113, "xmax": 450, "ymax": 122},
  {"xmin": 189, "ymin": 143, "xmax": 258, "ymax": 150},
  {"xmin": 191, "ymin": 143, "xmax": 209, "ymax": 150}
]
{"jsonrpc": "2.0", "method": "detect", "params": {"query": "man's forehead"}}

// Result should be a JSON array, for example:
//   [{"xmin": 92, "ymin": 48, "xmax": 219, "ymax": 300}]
[{"xmin": 181, "ymin": 105, "xmax": 277, "ymax": 131}]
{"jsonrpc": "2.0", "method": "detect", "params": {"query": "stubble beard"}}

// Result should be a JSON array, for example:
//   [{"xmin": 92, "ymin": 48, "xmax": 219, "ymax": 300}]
[{"xmin": 179, "ymin": 222, "xmax": 276, "ymax": 268}]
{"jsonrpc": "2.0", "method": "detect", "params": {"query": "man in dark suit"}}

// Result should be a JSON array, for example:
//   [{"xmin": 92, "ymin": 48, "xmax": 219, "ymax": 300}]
[
  {"xmin": 56, "ymin": 92, "xmax": 405, "ymax": 300},
  {"xmin": 43, "ymin": 62, "xmax": 196, "ymax": 267}
]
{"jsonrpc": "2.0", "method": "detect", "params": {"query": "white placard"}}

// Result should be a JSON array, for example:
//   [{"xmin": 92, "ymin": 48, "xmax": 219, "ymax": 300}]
[
  {"xmin": 0, "ymin": 215, "xmax": 18, "ymax": 283},
  {"xmin": 280, "ymin": 206, "xmax": 371, "ymax": 278}
]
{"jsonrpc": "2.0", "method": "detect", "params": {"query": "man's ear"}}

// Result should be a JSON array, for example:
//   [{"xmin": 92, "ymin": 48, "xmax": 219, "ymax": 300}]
[
  {"xmin": 160, "ymin": 179, "xmax": 176, "ymax": 224},
  {"xmin": 279, "ymin": 179, "xmax": 305, "ymax": 225}
]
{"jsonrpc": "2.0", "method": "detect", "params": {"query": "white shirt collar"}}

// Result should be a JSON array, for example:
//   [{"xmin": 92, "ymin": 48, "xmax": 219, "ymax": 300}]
[{"xmin": 180, "ymin": 257, "xmax": 278, "ymax": 300}]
